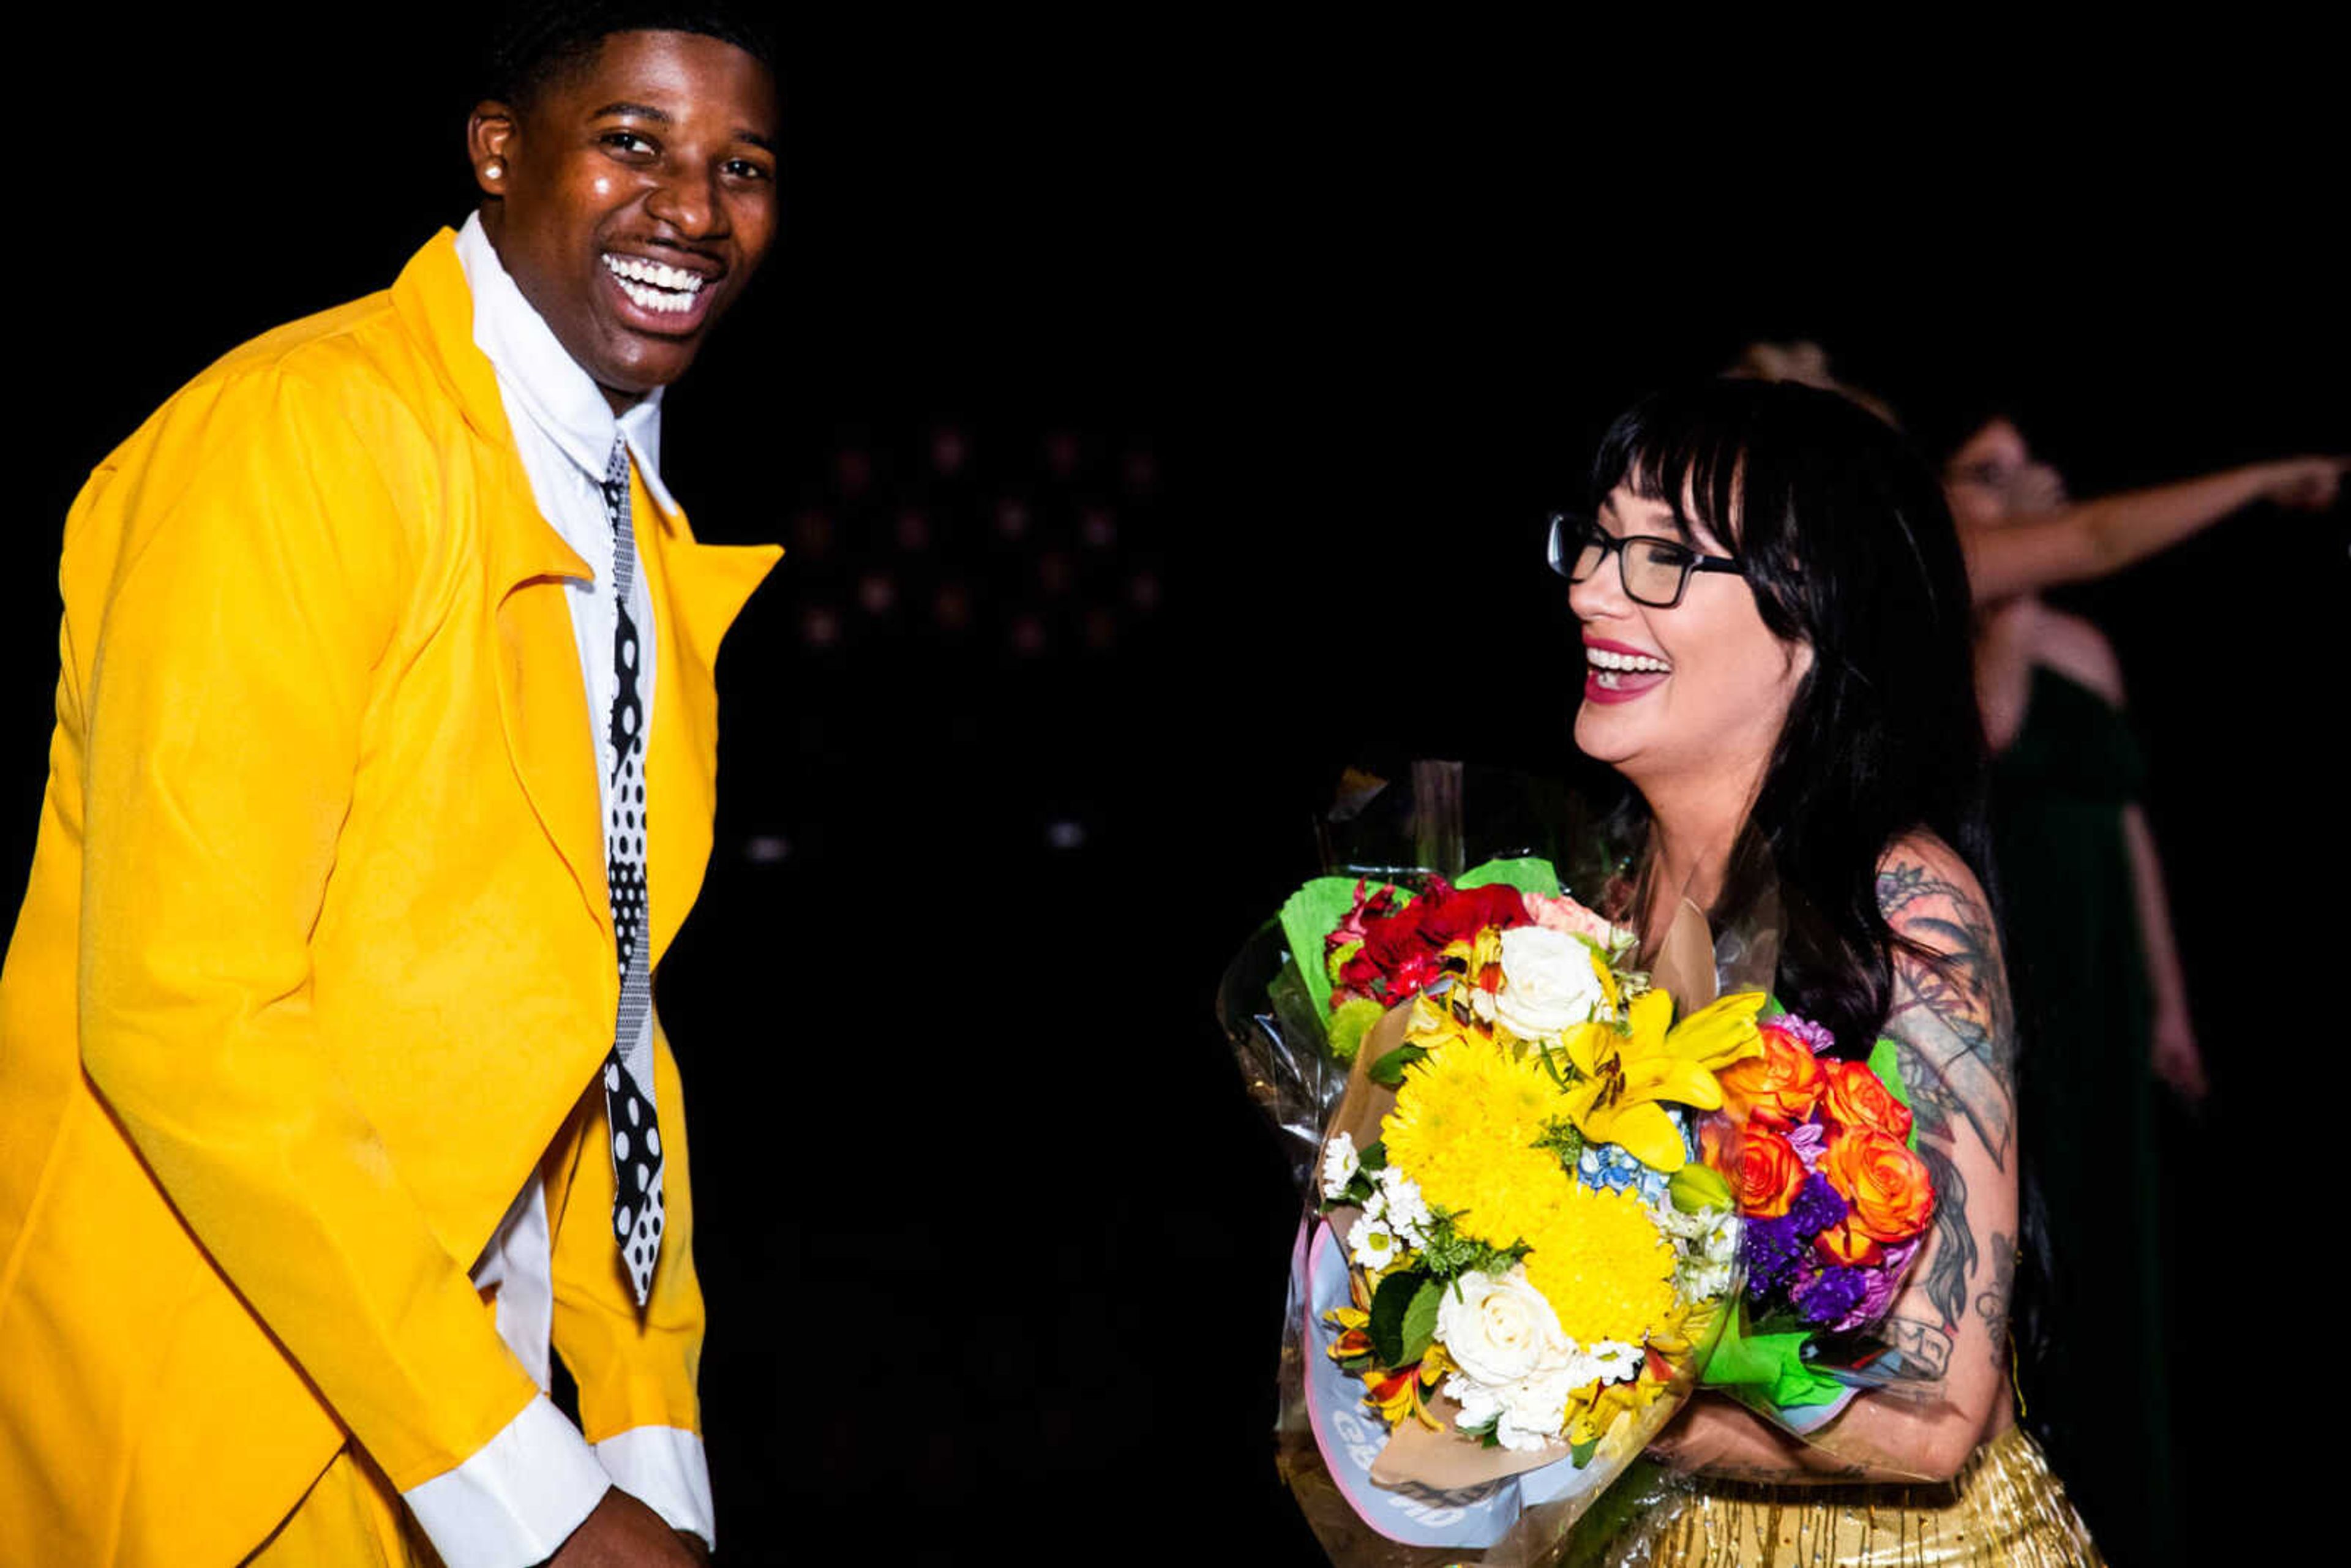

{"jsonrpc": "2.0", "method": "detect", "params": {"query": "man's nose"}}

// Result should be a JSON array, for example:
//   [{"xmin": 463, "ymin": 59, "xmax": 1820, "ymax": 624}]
[{"xmin": 647, "ymin": 165, "xmax": 723, "ymax": 238}]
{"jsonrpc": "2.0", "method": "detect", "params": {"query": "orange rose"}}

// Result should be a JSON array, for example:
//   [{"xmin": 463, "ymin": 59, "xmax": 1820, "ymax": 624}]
[
  {"xmin": 1725, "ymin": 1127, "xmax": 1808, "ymax": 1218},
  {"xmin": 1717, "ymin": 1025, "xmax": 1826, "ymax": 1128},
  {"xmin": 1818, "ymin": 1059, "xmax": 1914, "ymax": 1142},
  {"xmin": 1820, "ymin": 1128, "xmax": 1936, "ymax": 1244},
  {"xmin": 1815, "ymin": 1220, "xmax": 1885, "ymax": 1267}
]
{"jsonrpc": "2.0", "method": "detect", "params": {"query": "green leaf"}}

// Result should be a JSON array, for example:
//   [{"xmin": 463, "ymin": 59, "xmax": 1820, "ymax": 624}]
[
  {"xmin": 1532, "ymin": 1116, "xmax": 1584, "ymax": 1173},
  {"xmin": 1368, "ymin": 1043, "xmax": 1430, "ymax": 1087},
  {"xmin": 1398, "ymin": 1278, "xmax": 1444, "ymax": 1364},
  {"xmin": 1456, "ymin": 857, "xmax": 1563, "ymax": 898},
  {"xmin": 1367, "ymin": 1269, "xmax": 1426, "ymax": 1367},
  {"xmin": 1357, "ymin": 1139, "xmax": 1387, "ymax": 1172},
  {"xmin": 1415, "ymin": 1209, "xmax": 1534, "ymax": 1281},
  {"xmin": 1277, "ymin": 877, "xmax": 1384, "ymax": 1020},
  {"xmin": 1570, "ymin": 1436, "xmax": 1599, "ymax": 1469},
  {"xmin": 1340, "ymin": 1354, "xmax": 1374, "ymax": 1374}
]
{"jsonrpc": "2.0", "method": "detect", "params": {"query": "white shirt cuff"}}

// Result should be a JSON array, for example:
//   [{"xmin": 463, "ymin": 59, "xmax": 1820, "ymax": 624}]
[
  {"xmin": 400, "ymin": 1394, "xmax": 610, "ymax": 1568},
  {"xmin": 597, "ymin": 1427, "xmax": 715, "ymax": 1550}
]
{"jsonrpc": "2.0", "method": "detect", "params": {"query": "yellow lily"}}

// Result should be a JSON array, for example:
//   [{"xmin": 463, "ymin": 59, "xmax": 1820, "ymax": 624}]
[{"xmin": 1558, "ymin": 989, "xmax": 1768, "ymax": 1172}]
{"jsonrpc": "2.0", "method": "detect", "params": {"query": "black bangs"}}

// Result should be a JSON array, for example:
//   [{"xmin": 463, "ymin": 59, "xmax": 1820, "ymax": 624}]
[
  {"xmin": 1589, "ymin": 380, "xmax": 1837, "ymax": 647},
  {"xmin": 1591, "ymin": 388, "xmax": 1756, "ymax": 552}
]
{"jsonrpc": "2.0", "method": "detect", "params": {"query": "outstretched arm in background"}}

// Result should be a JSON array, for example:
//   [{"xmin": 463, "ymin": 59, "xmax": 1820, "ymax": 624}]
[{"xmin": 1962, "ymin": 456, "xmax": 2344, "ymax": 602}]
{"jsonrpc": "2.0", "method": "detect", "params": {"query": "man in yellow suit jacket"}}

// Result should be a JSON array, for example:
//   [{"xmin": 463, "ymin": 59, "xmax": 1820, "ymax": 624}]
[{"xmin": 0, "ymin": 11, "xmax": 780, "ymax": 1564}]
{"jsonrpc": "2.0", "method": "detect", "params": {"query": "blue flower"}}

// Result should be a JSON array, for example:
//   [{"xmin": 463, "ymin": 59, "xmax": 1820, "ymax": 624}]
[{"xmin": 1578, "ymin": 1139, "xmax": 1671, "ymax": 1202}]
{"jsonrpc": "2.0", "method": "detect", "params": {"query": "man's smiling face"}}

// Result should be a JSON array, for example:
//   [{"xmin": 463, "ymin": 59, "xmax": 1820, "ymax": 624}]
[{"xmin": 471, "ymin": 29, "xmax": 780, "ymax": 408}]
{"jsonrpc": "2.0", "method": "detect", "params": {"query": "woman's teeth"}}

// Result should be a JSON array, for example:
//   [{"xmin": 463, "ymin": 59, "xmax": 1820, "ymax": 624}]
[
  {"xmin": 602, "ymin": 254, "xmax": 707, "ymax": 314},
  {"xmin": 1587, "ymin": 647, "xmax": 1670, "ymax": 691}
]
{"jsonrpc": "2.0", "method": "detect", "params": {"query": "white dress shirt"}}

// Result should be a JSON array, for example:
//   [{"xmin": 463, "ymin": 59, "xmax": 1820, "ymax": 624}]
[{"xmin": 396, "ymin": 213, "xmax": 712, "ymax": 1567}]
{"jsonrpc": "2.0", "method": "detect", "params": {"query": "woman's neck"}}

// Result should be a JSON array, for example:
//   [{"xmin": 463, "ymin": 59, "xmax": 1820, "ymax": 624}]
[{"xmin": 1637, "ymin": 773, "xmax": 1760, "ymax": 936}]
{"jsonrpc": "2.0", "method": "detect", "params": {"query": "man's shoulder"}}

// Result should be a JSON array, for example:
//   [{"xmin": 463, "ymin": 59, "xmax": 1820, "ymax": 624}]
[
  {"xmin": 66, "ymin": 249, "xmax": 483, "ymax": 571},
  {"xmin": 107, "ymin": 240, "xmax": 476, "ymax": 481},
  {"xmin": 163, "ymin": 286, "xmax": 446, "ymax": 443}
]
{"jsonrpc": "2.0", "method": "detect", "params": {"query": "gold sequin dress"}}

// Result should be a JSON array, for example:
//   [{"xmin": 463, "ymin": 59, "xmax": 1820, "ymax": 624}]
[{"xmin": 1583, "ymin": 1425, "xmax": 2104, "ymax": 1567}]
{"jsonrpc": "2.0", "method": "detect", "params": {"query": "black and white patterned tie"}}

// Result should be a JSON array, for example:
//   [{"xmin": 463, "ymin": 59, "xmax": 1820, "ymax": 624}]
[{"xmin": 599, "ymin": 437, "xmax": 663, "ymax": 1307}]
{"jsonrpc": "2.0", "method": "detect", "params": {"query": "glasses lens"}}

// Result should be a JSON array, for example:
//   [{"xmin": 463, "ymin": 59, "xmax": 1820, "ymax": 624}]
[
  {"xmin": 1624, "ymin": 538, "xmax": 1693, "ymax": 606},
  {"xmin": 1550, "ymin": 516, "xmax": 1604, "ymax": 582}
]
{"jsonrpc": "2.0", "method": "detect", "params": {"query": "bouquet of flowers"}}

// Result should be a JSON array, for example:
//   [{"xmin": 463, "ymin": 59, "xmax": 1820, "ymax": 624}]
[
  {"xmin": 1696, "ymin": 1012, "xmax": 1942, "ymax": 1435},
  {"xmin": 1266, "ymin": 861, "xmax": 1766, "ymax": 1564}
]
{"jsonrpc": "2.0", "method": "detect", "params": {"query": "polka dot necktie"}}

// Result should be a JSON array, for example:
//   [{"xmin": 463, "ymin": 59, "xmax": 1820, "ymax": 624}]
[{"xmin": 599, "ymin": 437, "xmax": 663, "ymax": 1307}]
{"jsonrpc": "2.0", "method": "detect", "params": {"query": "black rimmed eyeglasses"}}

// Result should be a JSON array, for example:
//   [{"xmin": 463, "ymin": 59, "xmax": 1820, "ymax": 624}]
[{"xmin": 1545, "ymin": 511, "xmax": 1745, "ymax": 610}]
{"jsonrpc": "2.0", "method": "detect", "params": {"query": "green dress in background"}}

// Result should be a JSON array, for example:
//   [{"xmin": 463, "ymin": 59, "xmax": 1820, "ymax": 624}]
[{"xmin": 1989, "ymin": 664, "xmax": 2170, "ymax": 1568}]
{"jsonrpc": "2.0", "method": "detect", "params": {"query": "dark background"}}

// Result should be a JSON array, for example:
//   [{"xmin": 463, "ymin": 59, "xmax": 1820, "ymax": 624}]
[{"xmin": 13, "ymin": 14, "xmax": 2342, "ymax": 1566}]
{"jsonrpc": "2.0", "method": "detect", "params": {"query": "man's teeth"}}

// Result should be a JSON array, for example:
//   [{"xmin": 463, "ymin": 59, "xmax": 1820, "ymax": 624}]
[{"xmin": 602, "ymin": 254, "xmax": 707, "ymax": 313}]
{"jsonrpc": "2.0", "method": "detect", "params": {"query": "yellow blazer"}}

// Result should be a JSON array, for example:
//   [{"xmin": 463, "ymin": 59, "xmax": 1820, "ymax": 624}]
[{"xmin": 0, "ymin": 230, "xmax": 778, "ymax": 1565}]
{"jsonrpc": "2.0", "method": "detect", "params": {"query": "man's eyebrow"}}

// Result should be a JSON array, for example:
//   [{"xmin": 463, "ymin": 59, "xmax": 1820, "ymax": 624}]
[
  {"xmin": 737, "ymin": 129, "xmax": 777, "ymax": 152},
  {"xmin": 590, "ymin": 101, "xmax": 672, "ymax": 122}
]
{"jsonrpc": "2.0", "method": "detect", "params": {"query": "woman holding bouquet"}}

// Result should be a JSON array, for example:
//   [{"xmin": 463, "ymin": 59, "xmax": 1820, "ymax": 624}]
[{"xmin": 1556, "ymin": 380, "xmax": 2100, "ymax": 1562}]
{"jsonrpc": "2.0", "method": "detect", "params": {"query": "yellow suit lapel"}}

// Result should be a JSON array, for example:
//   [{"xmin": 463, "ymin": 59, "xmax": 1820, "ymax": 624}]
[
  {"xmin": 636, "ymin": 480, "xmax": 781, "ymax": 960},
  {"xmin": 393, "ymin": 232, "xmax": 611, "ymax": 945},
  {"xmin": 391, "ymin": 228, "xmax": 781, "ymax": 967}
]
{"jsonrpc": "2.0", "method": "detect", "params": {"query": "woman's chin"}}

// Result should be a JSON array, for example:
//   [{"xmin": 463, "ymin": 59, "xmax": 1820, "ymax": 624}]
[{"xmin": 1572, "ymin": 705, "xmax": 1638, "ymax": 766}]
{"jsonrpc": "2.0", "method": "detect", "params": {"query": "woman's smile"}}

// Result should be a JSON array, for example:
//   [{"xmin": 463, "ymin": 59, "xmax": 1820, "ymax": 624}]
[{"xmin": 1582, "ymin": 635, "xmax": 1672, "ymax": 703}]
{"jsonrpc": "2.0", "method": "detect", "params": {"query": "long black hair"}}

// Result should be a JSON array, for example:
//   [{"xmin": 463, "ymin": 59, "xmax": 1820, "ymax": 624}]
[{"xmin": 1588, "ymin": 378, "xmax": 1993, "ymax": 1049}]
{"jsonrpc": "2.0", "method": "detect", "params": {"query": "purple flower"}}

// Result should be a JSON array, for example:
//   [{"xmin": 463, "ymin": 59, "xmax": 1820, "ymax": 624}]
[
  {"xmin": 1784, "ymin": 1120, "xmax": 1828, "ymax": 1171},
  {"xmin": 1742, "ymin": 1215, "xmax": 1806, "ymax": 1301},
  {"xmin": 1773, "ymin": 1013, "xmax": 1837, "ymax": 1056},
  {"xmin": 1786, "ymin": 1172, "xmax": 1847, "ymax": 1237},
  {"xmin": 1795, "ymin": 1266, "xmax": 1868, "ymax": 1326},
  {"xmin": 1831, "ymin": 1239, "xmax": 1919, "ymax": 1333}
]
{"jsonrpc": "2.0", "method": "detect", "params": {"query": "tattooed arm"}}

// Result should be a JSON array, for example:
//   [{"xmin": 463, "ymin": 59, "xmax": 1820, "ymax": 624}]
[{"xmin": 1654, "ymin": 833, "xmax": 2019, "ymax": 1484}]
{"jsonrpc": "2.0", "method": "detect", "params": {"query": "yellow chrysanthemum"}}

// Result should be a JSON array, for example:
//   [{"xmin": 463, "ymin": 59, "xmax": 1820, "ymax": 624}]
[
  {"xmin": 1381, "ymin": 1037, "xmax": 1679, "ymax": 1349},
  {"xmin": 1518, "ymin": 1185, "xmax": 1676, "ymax": 1346},
  {"xmin": 1382, "ymin": 1038, "xmax": 1560, "ymax": 1232}
]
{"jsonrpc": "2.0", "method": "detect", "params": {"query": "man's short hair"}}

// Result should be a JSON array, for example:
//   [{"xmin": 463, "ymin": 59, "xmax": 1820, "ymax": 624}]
[{"xmin": 482, "ymin": 2, "xmax": 780, "ymax": 108}]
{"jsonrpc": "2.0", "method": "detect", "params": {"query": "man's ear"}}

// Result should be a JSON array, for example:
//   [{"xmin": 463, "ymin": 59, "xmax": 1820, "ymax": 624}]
[{"xmin": 467, "ymin": 102, "xmax": 518, "ymax": 196}]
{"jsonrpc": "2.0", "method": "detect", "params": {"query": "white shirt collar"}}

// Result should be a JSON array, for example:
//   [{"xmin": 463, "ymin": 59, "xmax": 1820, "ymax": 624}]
[{"xmin": 452, "ymin": 211, "xmax": 680, "ymax": 520}]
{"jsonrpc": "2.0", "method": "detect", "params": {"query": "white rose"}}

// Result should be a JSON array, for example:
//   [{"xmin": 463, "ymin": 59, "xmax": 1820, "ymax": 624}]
[
  {"xmin": 1435, "ymin": 1267, "xmax": 1573, "ymax": 1388},
  {"xmin": 1320, "ymin": 1132, "xmax": 1360, "ymax": 1201},
  {"xmin": 1493, "ymin": 926, "xmax": 1607, "ymax": 1041}
]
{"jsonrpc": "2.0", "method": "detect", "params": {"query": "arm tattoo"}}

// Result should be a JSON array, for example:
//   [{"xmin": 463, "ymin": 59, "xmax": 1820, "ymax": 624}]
[
  {"xmin": 1889, "ymin": 1315, "xmax": 1953, "ymax": 1379},
  {"xmin": 1876, "ymin": 859, "xmax": 2017, "ymax": 1169},
  {"xmin": 1911, "ymin": 1140, "xmax": 1977, "ymax": 1332},
  {"xmin": 1976, "ymin": 1231, "xmax": 2014, "ymax": 1369}
]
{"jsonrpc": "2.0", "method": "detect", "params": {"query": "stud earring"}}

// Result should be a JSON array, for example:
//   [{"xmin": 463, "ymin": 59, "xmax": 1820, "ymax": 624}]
[{"xmin": 484, "ymin": 160, "xmax": 504, "ymax": 181}]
